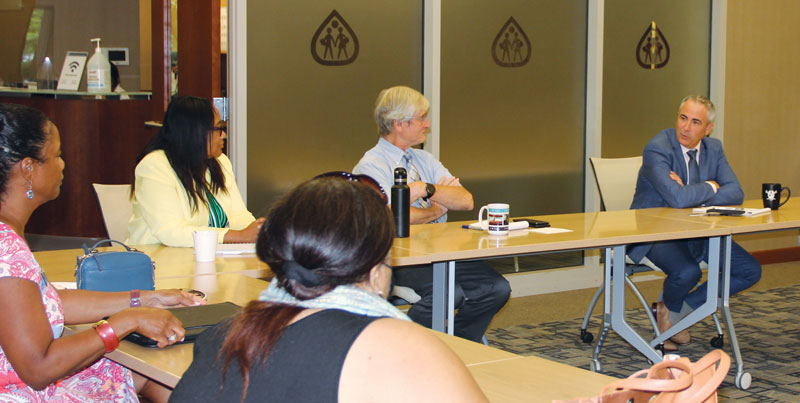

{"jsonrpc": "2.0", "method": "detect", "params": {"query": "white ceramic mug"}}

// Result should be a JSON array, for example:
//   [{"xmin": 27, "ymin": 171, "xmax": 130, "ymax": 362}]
[
  {"xmin": 193, "ymin": 230, "xmax": 218, "ymax": 262},
  {"xmin": 478, "ymin": 203, "xmax": 510, "ymax": 236}
]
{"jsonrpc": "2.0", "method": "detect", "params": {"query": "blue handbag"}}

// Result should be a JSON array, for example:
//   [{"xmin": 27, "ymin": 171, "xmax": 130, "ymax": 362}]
[{"xmin": 75, "ymin": 239, "xmax": 155, "ymax": 291}]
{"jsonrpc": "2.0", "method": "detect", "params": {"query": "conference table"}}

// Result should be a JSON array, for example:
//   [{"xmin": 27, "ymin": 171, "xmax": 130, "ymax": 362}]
[
  {"xmin": 631, "ymin": 200, "xmax": 800, "ymax": 388},
  {"xmin": 37, "ymin": 241, "xmax": 431, "ymax": 283},
  {"xmin": 41, "ymin": 200, "xmax": 800, "ymax": 391},
  {"xmin": 399, "ymin": 210, "xmax": 729, "ymax": 358},
  {"xmin": 59, "ymin": 274, "xmax": 616, "ymax": 401},
  {"xmin": 399, "ymin": 201, "xmax": 800, "ymax": 390}
]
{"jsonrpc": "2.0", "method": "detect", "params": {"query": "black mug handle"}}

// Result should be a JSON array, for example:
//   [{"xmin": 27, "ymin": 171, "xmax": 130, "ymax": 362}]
[{"xmin": 780, "ymin": 187, "xmax": 791, "ymax": 207}]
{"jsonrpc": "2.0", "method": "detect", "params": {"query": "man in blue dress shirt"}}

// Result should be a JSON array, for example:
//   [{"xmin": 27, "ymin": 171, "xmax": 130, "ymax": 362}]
[
  {"xmin": 354, "ymin": 86, "xmax": 510, "ymax": 342},
  {"xmin": 629, "ymin": 95, "xmax": 761, "ymax": 351}
]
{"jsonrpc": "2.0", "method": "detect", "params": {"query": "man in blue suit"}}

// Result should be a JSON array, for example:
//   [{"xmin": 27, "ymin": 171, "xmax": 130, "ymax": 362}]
[{"xmin": 629, "ymin": 95, "xmax": 761, "ymax": 351}]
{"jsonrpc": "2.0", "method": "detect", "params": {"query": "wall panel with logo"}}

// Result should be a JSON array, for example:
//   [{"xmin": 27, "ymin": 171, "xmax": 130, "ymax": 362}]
[
  {"xmin": 437, "ymin": 1, "xmax": 587, "ymax": 273},
  {"xmin": 439, "ymin": 0, "xmax": 587, "ymax": 222},
  {"xmin": 246, "ymin": 1, "xmax": 422, "ymax": 213},
  {"xmin": 601, "ymin": 0, "xmax": 711, "ymax": 159}
]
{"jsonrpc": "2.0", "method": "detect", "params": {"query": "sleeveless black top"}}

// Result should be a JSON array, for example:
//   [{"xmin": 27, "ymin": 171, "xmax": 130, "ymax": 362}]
[{"xmin": 169, "ymin": 309, "xmax": 380, "ymax": 403}]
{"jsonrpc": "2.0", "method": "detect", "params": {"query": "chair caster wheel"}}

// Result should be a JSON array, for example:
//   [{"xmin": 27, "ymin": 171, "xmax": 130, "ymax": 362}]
[
  {"xmin": 590, "ymin": 359, "xmax": 602, "ymax": 372},
  {"xmin": 735, "ymin": 372, "xmax": 752, "ymax": 390},
  {"xmin": 580, "ymin": 329, "xmax": 594, "ymax": 343},
  {"xmin": 710, "ymin": 335, "xmax": 724, "ymax": 348}
]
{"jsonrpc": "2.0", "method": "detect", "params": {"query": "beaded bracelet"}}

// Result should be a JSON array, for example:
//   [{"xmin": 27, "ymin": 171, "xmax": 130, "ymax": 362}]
[{"xmin": 93, "ymin": 320, "xmax": 119, "ymax": 353}]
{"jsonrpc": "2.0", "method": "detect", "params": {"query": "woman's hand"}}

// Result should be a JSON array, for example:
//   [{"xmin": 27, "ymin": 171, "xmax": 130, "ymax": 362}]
[
  {"xmin": 223, "ymin": 217, "xmax": 265, "ymax": 243},
  {"xmin": 109, "ymin": 308, "xmax": 186, "ymax": 348},
  {"xmin": 142, "ymin": 289, "xmax": 206, "ymax": 308}
]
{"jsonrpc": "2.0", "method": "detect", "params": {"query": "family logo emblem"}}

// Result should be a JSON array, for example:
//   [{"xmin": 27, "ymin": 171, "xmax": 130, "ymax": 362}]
[
  {"xmin": 491, "ymin": 17, "xmax": 531, "ymax": 68},
  {"xmin": 636, "ymin": 21, "xmax": 670, "ymax": 69},
  {"xmin": 311, "ymin": 10, "xmax": 359, "ymax": 66},
  {"xmin": 766, "ymin": 189, "xmax": 778, "ymax": 202}
]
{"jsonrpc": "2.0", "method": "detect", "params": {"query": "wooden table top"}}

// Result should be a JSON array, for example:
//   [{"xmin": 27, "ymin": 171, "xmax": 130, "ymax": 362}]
[
  {"xmin": 401, "ymin": 209, "xmax": 731, "ymax": 262},
  {"xmin": 66, "ymin": 274, "xmax": 270, "ymax": 388},
  {"xmin": 634, "ymin": 199, "xmax": 800, "ymax": 235},
  {"xmin": 37, "ymin": 240, "xmax": 431, "ymax": 283},
  {"xmin": 467, "ymin": 355, "xmax": 615, "ymax": 402},
  {"xmin": 36, "ymin": 245, "xmax": 270, "ymax": 283},
  {"xmin": 91, "ymin": 305, "xmax": 616, "ymax": 399}
]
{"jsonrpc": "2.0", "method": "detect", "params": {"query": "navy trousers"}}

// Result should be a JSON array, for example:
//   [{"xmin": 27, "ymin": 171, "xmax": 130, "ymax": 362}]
[
  {"xmin": 645, "ymin": 238, "xmax": 762, "ymax": 313},
  {"xmin": 393, "ymin": 260, "xmax": 511, "ymax": 342}
]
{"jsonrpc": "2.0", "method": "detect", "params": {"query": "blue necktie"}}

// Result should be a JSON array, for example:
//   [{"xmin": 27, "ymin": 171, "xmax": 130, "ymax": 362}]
[
  {"xmin": 687, "ymin": 149, "xmax": 700, "ymax": 185},
  {"xmin": 402, "ymin": 151, "xmax": 429, "ymax": 208}
]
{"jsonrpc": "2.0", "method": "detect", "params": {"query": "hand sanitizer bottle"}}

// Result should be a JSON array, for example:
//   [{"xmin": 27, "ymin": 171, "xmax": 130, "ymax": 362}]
[{"xmin": 86, "ymin": 38, "xmax": 111, "ymax": 93}]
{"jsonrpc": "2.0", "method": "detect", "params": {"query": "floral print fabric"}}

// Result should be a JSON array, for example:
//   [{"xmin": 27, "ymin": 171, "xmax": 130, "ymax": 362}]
[{"xmin": 0, "ymin": 223, "xmax": 138, "ymax": 402}]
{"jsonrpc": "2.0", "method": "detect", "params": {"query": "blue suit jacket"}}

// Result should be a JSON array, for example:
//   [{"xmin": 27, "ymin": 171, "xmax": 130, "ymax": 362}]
[{"xmin": 628, "ymin": 128, "xmax": 744, "ymax": 262}]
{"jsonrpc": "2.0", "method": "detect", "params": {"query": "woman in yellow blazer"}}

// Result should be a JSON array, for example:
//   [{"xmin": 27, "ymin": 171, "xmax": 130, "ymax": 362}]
[{"xmin": 128, "ymin": 96, "xmax": 263, "ymax": 247}]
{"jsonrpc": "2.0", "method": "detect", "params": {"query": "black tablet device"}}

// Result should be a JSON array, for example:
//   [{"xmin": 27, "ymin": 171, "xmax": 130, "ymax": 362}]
[
  {"xmin": 124, "ymin": 301, "xmax": 241, "ymax": 347},
  {"xmin": 513, "ymin": 218, "xmax": 551, "ymax": 228},
  {"xmin": 706, "ymin": 208, "xmax": 746, "ymax": 216}
]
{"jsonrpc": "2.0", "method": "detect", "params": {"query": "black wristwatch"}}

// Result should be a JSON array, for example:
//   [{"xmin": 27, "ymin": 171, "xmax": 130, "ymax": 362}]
[{"xmin": 423, "ymin": 183, "xmax": 436, "ymax": 201}]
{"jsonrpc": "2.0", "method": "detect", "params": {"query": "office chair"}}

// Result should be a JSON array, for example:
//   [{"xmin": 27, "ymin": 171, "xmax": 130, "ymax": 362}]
[
  {"xmin": 581, "ymin": 157, "xmax": 723, "ymax": 354},
  {"xmin": 92, "ymin": 184, "xmax": 133, "ymax": 241},
  {"xmin": 389, "ymin": 284, "xmax": 489, "ymax": 345}
]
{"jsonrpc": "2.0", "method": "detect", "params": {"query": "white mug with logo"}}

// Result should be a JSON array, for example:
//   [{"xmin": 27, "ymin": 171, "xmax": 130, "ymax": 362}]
[{"xmin": 478, "ymin": 203, "xmax": 510, "ymax": 236}]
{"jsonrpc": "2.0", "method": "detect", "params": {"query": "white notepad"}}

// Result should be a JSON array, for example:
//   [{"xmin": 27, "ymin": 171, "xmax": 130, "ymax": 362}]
[
  {"xmin": 529, "ymin": 227, "xmax": 573, "ymax": 234},
  {"xmin": 215, "ymin": 243, "xmax": 256, "ymax": 255}
]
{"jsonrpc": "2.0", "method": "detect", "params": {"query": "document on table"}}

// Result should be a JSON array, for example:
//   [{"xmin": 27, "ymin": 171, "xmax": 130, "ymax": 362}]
[
  {"xmin": 216, "ymin": 243, "xmax": 256, "ymax": 255},
  {"xmin": 529, "ymin": 227, "xmax": 573, "ymax": 234}
]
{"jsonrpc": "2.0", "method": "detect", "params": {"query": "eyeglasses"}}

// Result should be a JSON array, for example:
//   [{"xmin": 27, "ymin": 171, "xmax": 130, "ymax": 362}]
[
  {"xmin": 407, "ymin": 114, "xmax": 429, "ymax": 124},
  {"xmin": 314, "ymin": 171, "xmax": 388, "ymax": 203},
  {"xmin": 211, "ymin": 127, "xmax": 226, "ymax": 136}
]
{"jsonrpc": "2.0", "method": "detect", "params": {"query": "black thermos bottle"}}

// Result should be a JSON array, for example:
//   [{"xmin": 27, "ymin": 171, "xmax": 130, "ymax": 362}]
[{"xmin": 392, "ymin": 167, "xmax": 410, "ymax": 238}]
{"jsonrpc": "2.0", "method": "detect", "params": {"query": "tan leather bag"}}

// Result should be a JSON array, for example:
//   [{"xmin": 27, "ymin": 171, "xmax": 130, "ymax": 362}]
[
  {"xmin": 555, "ymin": 349, "xmax": 731, "ymax": 403},
  {"xmin": 664, "ymin": 349, "xmax": 730, "ymax": 403}
]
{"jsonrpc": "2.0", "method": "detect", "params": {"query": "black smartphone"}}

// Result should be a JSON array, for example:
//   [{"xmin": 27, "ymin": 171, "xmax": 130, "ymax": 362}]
[
  {"xmin": 513, "ymin": 218, "xmax": 550, "ymax": 228},
  {"xmin": 706, "ymin": 208, "xmax": 745, "ymax": 216}
]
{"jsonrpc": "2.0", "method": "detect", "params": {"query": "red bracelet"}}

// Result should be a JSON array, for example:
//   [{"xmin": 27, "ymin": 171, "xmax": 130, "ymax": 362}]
[
  {"xmin": 130, "ymin": 289, "xmax": 142, "ymax": 307},
  {"xmin": 93, "ymin": 320, "xmax": 119, "ymax": 353}
]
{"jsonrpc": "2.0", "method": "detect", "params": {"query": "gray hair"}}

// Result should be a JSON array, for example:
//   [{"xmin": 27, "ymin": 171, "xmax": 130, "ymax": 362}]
[
  {"xmin": 679, "ymin": 95, "xmax": 716, "ymax": 123},
  {"xmin": 374, "ymin": 86, "xmax": 430, "ymax": 135}
]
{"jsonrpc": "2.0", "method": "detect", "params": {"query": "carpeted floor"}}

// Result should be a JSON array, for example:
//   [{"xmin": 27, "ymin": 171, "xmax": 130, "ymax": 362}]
[{"xmin": 486, "ymin": 283, "xmax": 800, "ymax": 402}]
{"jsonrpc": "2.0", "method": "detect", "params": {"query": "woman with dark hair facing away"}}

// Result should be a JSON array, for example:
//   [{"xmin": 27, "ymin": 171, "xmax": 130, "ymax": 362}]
[
  {"xmin": 0, "ymin": 103, "xmax": 205, "ymax": 402},
  {"xmin": 170, "ymin": 175, "xmax": 487, "ymax": 402},
  {"xmin": 128, "ymin": 96, "xmax": 264, "ymax": 247}
]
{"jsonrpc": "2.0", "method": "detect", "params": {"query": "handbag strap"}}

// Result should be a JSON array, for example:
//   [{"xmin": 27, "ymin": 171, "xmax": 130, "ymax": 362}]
[
  {"xmin": 83, "ymin": 239, "xmax": 135, "ymax": 254},
  {"xmin": 601, "ymin": 359, "xmax": 693, "ymax": 395},
  {"xmin": 679, "ymin": 350, "xmax": 731, "ymax": 402}
]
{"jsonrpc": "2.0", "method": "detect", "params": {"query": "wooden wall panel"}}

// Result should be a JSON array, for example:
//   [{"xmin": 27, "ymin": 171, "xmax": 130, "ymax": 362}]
[
  {"xmin": 176, "ymin": 0, "xmax": 220, "ymax": 99},
  {"xmin": 0, "ymin": 97, "xmax": 156, "ymax": 237},
  {"xmin": 725, "ymin": 1, "xmax": 800, "ymax": 251}
]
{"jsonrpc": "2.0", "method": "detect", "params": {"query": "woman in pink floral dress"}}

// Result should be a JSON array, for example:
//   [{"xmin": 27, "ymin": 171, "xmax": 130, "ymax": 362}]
[{"xmin": 0, "ymin": 103, "xmax": 204, "ymax": 402}]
